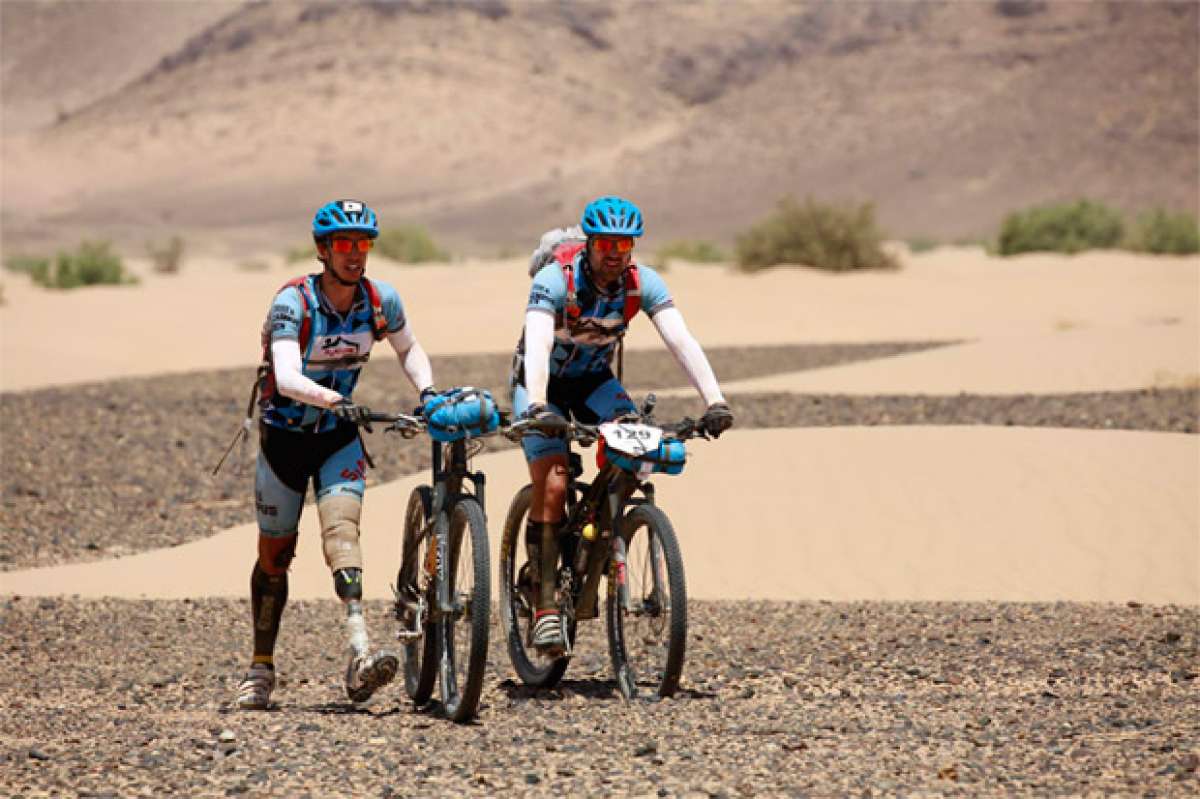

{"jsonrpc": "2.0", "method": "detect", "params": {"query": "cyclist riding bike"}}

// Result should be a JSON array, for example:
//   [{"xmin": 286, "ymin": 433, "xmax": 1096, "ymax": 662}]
[
  {"xmin": 236, "ymin": 198, "xmax": 441, "ymax": 709},
  {"xmin": 510, "ymin": 195, "xmax": 734, "ymax": 655}
]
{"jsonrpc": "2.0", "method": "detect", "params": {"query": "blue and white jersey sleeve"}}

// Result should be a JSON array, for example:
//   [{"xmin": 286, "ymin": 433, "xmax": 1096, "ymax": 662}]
[
  {"xmin": 267, "ymin": 287, "xmax": 308, "ymax": 343},
  {"xmin": 527, "ymin": 264, "xmax": 567, "ymax": 316},
  {"xmin": 375, "ymin": 280, "xmax": 408, "ymax": 334},
  {"xmin": 637, "ymin": 265, "xmax": 674, "ymax": 317}
]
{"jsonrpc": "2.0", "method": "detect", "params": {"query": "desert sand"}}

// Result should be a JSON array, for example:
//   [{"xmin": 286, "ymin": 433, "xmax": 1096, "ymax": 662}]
[
  {"xmin": 2, "ymin": 248, "xmax": 1197, "ymax": 391},
  {"xmin": 3, "ymin": 426, "xmax": 1196, "ymax": 604},
  {"xmin": 1, "ymin": 248, "xmax": 1197, "ymax": 605}
]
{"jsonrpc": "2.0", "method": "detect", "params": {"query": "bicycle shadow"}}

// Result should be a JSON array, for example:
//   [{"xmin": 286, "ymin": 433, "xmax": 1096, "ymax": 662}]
[
  {"xmin": 497, "ymin": 676, "xmax": 616, "ymax": 701},
  {"xmin": 497, "ymin": 677, "xmax": 715, "ymax": 703},
  {"xmin": 294, "ymin": 701, "xmax": 406, "ymax": 717}
]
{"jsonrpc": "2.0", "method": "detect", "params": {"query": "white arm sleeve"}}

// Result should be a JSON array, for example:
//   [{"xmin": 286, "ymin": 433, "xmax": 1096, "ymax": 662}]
[
  {"xmin": 387, "ymin": 326, "xmax": 435, "ymax": 394},
  {"xmin": 270, "ymin": 340, "xmax": 344, "ymax": 408},
  {"xmin": 651, "ymin": 307, "xmax": 725, "ymax": 407},
  {"xmin": 523, "ymin": 310, "xmax": 555, "ymax": 405}
]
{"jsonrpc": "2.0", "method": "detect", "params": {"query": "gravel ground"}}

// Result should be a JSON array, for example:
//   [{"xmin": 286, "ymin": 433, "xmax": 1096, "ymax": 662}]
[
  {"xmin": 1, "ymin": 597, "xmax": 1196, "ymax": 797},
  {"xmin": 2, "ymin": 344, "xmax": 1196, "ymax": 571}
]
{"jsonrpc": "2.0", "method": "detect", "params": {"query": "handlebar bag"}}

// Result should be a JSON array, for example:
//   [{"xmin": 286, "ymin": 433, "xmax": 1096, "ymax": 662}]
[
  {"xmin": 602, "ymin": 438, "xmax": 687, "ymax": 476},
  {"xmin": 425, "ymin": 387, "xmax": 500, "ymax": 442}
]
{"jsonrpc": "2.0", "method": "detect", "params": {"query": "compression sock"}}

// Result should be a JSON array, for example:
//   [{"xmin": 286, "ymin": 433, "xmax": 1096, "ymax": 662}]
[
  {"xmin": 538, "ymin": 520, "xmax": 562, "ymax": 611},
  {"xmin": 250, "ymin": 562, "xmax": 288, "ymax": 663}
]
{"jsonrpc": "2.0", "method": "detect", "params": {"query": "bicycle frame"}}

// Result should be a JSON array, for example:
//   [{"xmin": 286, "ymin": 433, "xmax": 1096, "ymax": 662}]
[
  {"xmin": 558, "ymin": 458, "xmax": 649, "ymax": 623},
  {"xmin": 427, "ymin": 439, "xmax": 487, "ymax": 618}
]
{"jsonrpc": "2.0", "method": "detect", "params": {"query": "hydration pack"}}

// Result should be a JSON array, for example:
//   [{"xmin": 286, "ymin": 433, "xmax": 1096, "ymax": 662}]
[
  {"xmin": 212, "ymin": 274, "xmax": 388, "ymax": 475},
  {"xmin": 256, "ymin": 274, "xmax": 388, "ymax": 409},
  {"xmin": 528, "ymin": 226, "xmax": 641, "ymax": 329}
]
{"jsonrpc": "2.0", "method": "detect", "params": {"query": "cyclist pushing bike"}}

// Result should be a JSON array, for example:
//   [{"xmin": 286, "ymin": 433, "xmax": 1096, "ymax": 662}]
[
  {"xmin": 510, "ymin": 195, "xmax": 734, "ymax": 656},
  {"xmin": 234, "ymin": 198, "xmax": 445, "ymax": 710}
]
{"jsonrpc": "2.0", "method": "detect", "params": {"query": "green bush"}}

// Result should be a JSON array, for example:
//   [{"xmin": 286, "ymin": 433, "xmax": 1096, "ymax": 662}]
[
  {"xmin": 656, "ymin": 239, "xmax": 726, "ymax": 269},
  {"xmin": 29, "ymin": 241, "xmax": 136, "ymax": 289},
  {"xmin": 147, "ymin": 235, "xmax": 185, "ymax": 273},
  {"xmin": 1126, "ymin": 209, "xmax": 1199, "ymax": 255},
  {"xmin": 375, "ymin": 224, "xmax": 448, "ymax": 263},
  {"xmin": 735, "ymin": 196, "xmax": 898, "ymax": 272},
  {"xmin": 4, "ymin": 254, "xmax": 50, "ymax": 275},
  {"xmin": 284, "ymin": 243, "xmax": 313, "ymax": 264},
  {"xmin": 997, "ymin": 199, "xmax": 1124, "ymax": 256},
  {"xmin": 906, "ymin": 236, "xmax": 938, "ymax": 253}
]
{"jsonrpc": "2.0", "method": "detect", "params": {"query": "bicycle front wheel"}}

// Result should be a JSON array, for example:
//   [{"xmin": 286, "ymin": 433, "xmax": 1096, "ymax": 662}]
[
  {"xmin": 437, "ymin": 496, "xmax": 490, "ymax": 723},
  {"xmin": 498, "ymin": 485, "xmax": 572, "ymax": 688},
  {"xmin": 606, "ymin": 503, "xmax": 687, "ymax": 699},
  {"xmin": 398, "ymin": 485, "xmax": 437, "ymax": 705}
]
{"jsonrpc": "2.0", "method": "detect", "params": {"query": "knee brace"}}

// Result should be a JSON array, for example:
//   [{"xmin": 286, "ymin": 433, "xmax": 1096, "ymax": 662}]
[
  {"xmin": 257, "ymin": 533, "xmax": 297, "ymax": 577},
  {"xmin": 318, "ymin": 494, "xmax": 363, "ymax": 573},
  {"xmin": 333, "ymin": 567, "xmax": 363, "ymax": 602}
]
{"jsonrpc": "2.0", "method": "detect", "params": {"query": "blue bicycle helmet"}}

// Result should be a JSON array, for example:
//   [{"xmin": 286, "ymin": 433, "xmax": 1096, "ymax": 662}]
[
  {"xmin": 580, "ymin": 195, "xmax": 644, "ymax": 237},
  {"xmin": 312, "ymin": 199, "xmax": 379, "ymax": 240}
]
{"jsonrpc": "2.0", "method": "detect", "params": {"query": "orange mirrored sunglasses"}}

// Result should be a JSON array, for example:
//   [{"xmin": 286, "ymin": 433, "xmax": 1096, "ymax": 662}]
[
  {"xmin": 591, "ymin": 236, "xmax": 635, "ymax": 254},
  {"xmin": 330, "ymin": 237, "xmax": 374, "ymax": 254}
]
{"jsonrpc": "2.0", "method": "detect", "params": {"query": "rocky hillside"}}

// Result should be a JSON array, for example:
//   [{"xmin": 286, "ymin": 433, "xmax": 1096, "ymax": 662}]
[{"xmin": 2, "ymin": 0, "xmax": 1196, "ymax": 253}]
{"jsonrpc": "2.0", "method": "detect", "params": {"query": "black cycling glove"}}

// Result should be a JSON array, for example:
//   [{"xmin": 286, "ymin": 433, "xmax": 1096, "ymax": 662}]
[
  {"xmin": 331, "ymin": 399, "xmax": 373, "ymax": 431},
  {"xmin": 699, "ymin": 402, "xmax": 734, "ymax": 438}
]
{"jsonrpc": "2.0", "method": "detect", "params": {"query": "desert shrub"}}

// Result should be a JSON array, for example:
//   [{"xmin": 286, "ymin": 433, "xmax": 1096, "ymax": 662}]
[
  {"xmin": 656, "ymin": 240, "xmax": 726, "ymax": 268},
  {"xmin": 30, "ymin": 241, "xmax": 136, "ymax": 289},
  {"xmin": 4, "ymin": 254, "xmax": 50, "ymax": 275},
  {"xmin": 375, "ymin": 224, "xmax": 448, "ymax": 263},
  {"xmin": 238, "ymin": 259, "xmax": 270, "ymax": 272},
  {"xmin": 735, "ymin": 196, "xmax": 898, "ymax": 272},
  {"xmin": 285, "ymin": 243, "xmax": 313, "ymax": 264},
  {"xmin": 997, "ymin": 199, "xmax": 1124, "ymax": 256},
  {"xmin": 906, "ymin": 236, "xmax": 938, "ymax": 253},
  {"xmin": 994, "ymin": 0, "xmax": 1046, "ymax": 17},
  {"xmin": 147, "ymin": 235, "xmax": 185, "ymax": 273},
  {"xmin": 1125, "ymin": 209, "xmax": 1199, "ymax": 255}
]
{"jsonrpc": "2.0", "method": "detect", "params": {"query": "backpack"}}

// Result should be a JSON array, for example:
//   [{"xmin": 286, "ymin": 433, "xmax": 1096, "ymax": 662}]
[
  {"xmin": 527, "ymin": 227, "xmax": 642, "ymax": 379},
  {"xmin": 212, "ymin": 274, "xmax": 388, "ymax": 475},
  {"xmin": 256, "ymin": 274, "xmax": 388, "ymax": 409}
]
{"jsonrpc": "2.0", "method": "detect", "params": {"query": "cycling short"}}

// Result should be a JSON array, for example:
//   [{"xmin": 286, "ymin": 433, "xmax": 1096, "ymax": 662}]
[
  {"xmin": 254, "ymin": 421, "xmax": 367, "ymax": 537},
  {"xmin": 510, "ymin": 370, "xmax": 637, "ymax": 463}
]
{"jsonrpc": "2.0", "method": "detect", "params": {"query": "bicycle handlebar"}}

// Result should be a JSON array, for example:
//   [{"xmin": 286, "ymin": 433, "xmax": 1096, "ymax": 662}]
[{"xmin": 502, "ymin": 415, "xmax": 707, "ymax": 444}]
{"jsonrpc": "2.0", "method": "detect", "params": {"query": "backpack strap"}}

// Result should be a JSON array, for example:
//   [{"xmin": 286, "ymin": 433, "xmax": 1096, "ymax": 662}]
[
  {"xmin": 359, "ymin": 276, "xmax": 389, "ymax": 342},
  {"xmin": 621, "ymin": 264, "xmax": 641, "ymax": 323},
  {"xmin": 257, "ymin": 275, "xmax": 317, "ymax": 407},
  {"xmin": 552, "ymin": 241, "xmax": 586, "ymax": 325}
]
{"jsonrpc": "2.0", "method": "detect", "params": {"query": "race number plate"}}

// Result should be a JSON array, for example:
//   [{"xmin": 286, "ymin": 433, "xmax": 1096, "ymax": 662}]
[{"xmin": 598, "ymin": 422, "xmax": 662, "ymax": 457}]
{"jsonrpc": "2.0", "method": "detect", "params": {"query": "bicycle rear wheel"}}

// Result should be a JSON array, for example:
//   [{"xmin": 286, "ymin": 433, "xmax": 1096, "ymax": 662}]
[
  {"xmin": 397, "ymin": 485, "xmax": 437, "ymax": 705},
  {"xmin": 437, "ymin": 496, "xmax": 490, "ymax": 722},
  {"xmin": 605, "ymin": 503, "xmax": 687, "ymax": 699},
  {"xmin": 498, "ymin": 485, "xmax": 573, "ymax": 688}
]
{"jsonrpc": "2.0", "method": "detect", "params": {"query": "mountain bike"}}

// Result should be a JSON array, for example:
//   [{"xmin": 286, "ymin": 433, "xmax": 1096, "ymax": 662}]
[
  {"xmin": 499, "ymin": 395, "xmax": 709, "ymax": 700},
  {"xmin": 364, "ymin": 399, "xmax": 498, "ymax": 723}
]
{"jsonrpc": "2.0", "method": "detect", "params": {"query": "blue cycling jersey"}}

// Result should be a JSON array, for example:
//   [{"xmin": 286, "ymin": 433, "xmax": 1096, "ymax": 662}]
[
  {"xmin": 261, "ymin": 274, "xmax": 407, "ymax": 432},
  {"xmin": 521, "ymin": 252, "xmax": 673, "ymax": 379}
]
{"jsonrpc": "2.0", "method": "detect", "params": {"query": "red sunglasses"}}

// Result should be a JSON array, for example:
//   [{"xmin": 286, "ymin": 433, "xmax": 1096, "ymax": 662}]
[
  {"xmin": 591, "ymin": 236, "xmax": 635, "ymax": 254},
  {"xmin": 329, "ymin": 237, "xmax": 374, "ymax": 254}
]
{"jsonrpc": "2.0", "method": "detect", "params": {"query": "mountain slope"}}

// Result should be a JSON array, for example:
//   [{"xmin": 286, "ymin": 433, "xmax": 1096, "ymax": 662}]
[{"xmin": 2, "ymin": 0, "xmax": 1195, "ymax": 253}]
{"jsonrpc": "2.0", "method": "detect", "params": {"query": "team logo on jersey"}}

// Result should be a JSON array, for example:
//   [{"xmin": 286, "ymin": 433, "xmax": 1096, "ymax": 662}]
[
  {"xmin": 319, "ymin": 335, "xmax": 361, "ymax": 357},
  {"xmin": 558, "ymin": 316, "xmax": 624, "ymax": 346}
]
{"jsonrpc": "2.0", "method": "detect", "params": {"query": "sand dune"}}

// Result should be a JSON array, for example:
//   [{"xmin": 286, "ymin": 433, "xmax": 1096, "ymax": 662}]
[
  {"xmin": 3, "ymin": 427, "xmax": 1195, "ymax": 605},
  {"xmin": 677, "ymin": 321, "xmax": 1199, "ymax": 397},
  {"xmin": 2, "ymin": 249, "xmax": 1196, "ymax": 393},
  {"xmin": 2, "ymin": 250, "xmax": 1197, "ymax": 605}
]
